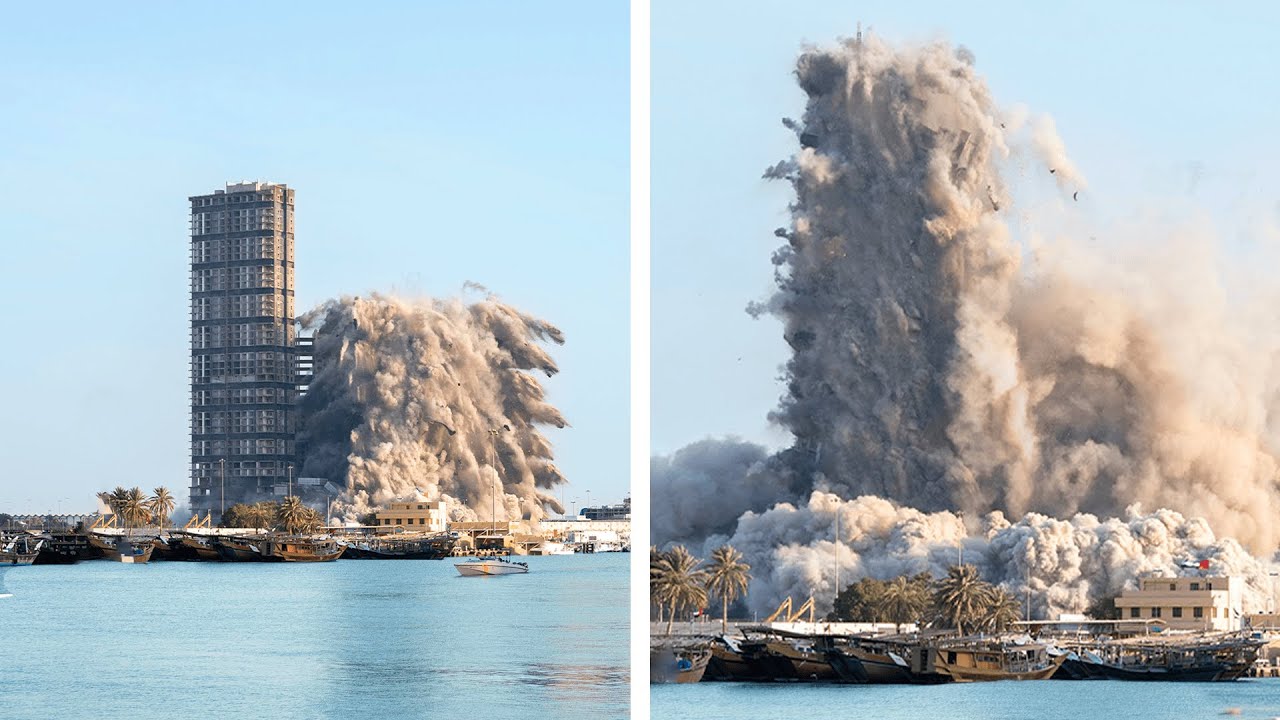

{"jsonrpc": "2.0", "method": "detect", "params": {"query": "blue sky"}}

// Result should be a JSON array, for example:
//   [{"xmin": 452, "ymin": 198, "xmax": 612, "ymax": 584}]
[
  {"xmin": 652, "ymin": 0, "xmax": 1280, "ymax": 455},
  {"xmin": 0, "ymin": 2, "xmax": 629, "ymax": 515}
]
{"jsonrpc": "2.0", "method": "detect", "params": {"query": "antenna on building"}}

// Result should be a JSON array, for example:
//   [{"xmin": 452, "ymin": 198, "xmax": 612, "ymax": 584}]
[{"xmin": 856, "ymin": 21, "xmax": 862, "ymax": 46}]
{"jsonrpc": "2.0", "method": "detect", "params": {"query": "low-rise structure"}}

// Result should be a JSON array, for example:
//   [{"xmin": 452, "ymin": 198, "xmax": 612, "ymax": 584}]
[
  {"xmin": 375, "ymin": 500, "xmax": 447, "ymax": 533},
  {"xmin": 1114, "ymin": 575, "xmax": 1242, "ymax": 631}
]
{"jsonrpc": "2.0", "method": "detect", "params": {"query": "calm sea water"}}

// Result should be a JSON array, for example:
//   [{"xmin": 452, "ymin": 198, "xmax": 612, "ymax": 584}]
[
  {"xmin": 651, "ymin": 679, "xmax": 1280, "ymax": 720},
  {"xmin": 0, "ymin": 553, "xmax": 628, "ymax": 719}
]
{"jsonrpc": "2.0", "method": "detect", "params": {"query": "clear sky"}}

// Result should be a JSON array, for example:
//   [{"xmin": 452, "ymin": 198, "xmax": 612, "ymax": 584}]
[
  {"xmin": 0, "ymin": 2, "xmax": 629, "ymax": 515},
  {"xmin": 652, "ymin": 0, "xmax": 1280, "ymax": 455}
]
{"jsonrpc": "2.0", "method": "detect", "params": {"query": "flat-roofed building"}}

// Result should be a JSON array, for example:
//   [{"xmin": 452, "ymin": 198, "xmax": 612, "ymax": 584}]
[
  {"xmin": 1114, "ymin": 575, "xmax": 1242, "ymax": 631},
  {"xmin": 374, "ymin": 500, "xmax": 446, "ymax": 533}
]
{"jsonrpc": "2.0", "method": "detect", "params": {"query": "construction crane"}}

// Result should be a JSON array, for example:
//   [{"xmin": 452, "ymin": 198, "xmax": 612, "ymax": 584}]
[{"xmin": 762, "ymin": 596, "xmax": 817, "ymax": 624}]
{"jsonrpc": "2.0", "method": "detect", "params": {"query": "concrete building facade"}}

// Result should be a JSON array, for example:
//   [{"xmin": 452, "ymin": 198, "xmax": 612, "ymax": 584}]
[
  {"xmin": 1114, "ymin": 575, "xmax": 1243, "ymax": 631},
  {"xmin": 188, "ymin": 182, "xmax": 305, "ymax": 519},
  {"xmin": 375, "ymin": 501, "xmax": 448, "ymax": 533}
]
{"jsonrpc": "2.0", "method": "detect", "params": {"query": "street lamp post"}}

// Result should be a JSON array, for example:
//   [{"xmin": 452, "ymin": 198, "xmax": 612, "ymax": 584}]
[{"xmin": 219, "ymin": 458, "xmax": 226, "ymax": 516}]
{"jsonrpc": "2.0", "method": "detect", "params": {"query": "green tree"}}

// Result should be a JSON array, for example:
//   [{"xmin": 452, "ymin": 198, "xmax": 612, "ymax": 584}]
[
  {"xmin": 977, "ymin": 586, "xmax": 1023, "ymax": 633},
  {"xmin": 829, "ymin": 578, "xmax": 889, "ymax": 622},
  {"xmin": 150, "ymin": 487, "xmax": 175, "ymax": 531},
  {"xmin": 880, "ymin": 575, "xmax": 932, "ymax": 632},
  {"xmin": 703, "ymin": 545, "xmax": 751, "ymax": 634},
  {"xmin": 651, "ymin": 545, "xmax": 708, "ymax": 635},
  {"xmin": 933, "ymin": 564, "xmax": 988, "ymax": 635},
  {"xmin": 276, "ymin": 496, "xmax": 320, "ymax": 535},
  {"xmin": 119, "ymin": 487, "xmax": 151, "ymax": 530},
  {"xmin": 650, "ymin": 546, "xmax": 667, "ymax": 624}
]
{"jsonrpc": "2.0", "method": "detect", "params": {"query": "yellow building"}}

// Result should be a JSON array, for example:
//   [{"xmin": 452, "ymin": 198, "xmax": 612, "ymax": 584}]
[
  {"xmin": 1114, "ymin": 576, "xmax": 1242, "ymax": 632},
  {"xmin": 375, "ymin": 501, "xmax": 447, "ymax": 533}
]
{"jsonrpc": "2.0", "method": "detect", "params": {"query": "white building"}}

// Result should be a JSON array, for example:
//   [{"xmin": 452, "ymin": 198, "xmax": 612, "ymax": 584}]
[{"xmin": 1113, "ymin": 575, "xmax": 1242, "ymax": 631}]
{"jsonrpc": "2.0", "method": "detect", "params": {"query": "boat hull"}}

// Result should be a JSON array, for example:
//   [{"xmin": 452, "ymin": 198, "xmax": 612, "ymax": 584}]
[
  {"xmin": 264, "ymin": 538, "xmax": 344, "ymax": 562},
  {"xmin": 652, "ymin": 647, "xmax": 712, "ymax": 684},
  {"xmin": 454, "ymin": 559, "xmax": 528, "ymax": 576},
  {"xmin": 0, "ymin": 552, "xmax": 38, "ymax": 566}
]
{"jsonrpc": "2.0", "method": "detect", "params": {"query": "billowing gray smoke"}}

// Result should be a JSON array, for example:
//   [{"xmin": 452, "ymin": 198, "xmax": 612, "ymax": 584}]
[
  {"xmin": 298, "ymin": 292, "xmax": 568, "ymax": 523},
  {"xmin": 655, "ymin": 34, "xmax": 1280, "ymax": 616},
  {"xmin": 722, "ymin": 492, "xmax": 1277, "ymax": 618}
]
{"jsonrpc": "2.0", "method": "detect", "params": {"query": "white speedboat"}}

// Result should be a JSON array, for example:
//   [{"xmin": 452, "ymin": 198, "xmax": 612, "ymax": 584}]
[{"xmin": 455, "ymin": 556, "xmax": 529, "ymax": 576}]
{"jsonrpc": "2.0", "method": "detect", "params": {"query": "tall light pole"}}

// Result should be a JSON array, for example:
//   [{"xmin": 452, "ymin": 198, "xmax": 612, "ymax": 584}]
[
  {"xmin": 488, "ymin": 425, "xmax": 511, "ymax": 543},
  {"xmin": 957, "ymin": 510, "xmax": 965, "ymax": 567},
  {"xmin": 287, "ymin": 464, "xmax": 293, "ymax": 498},
  {"xmin": 219, "ymin": 458, "xmax": 226, "ymax": 515},
  {"xmin": 834, "ymin": 502, "xmax": 841, "ymax": 603}
]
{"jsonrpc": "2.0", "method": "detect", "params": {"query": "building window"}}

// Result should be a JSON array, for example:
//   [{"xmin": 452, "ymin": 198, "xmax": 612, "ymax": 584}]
[
  {"xmin": 1129, "ymin": 607, "xmax": 1140, "ymax": 618},
  {"xmin": 1190, "ymin": 583, "xmax": 1200, "ymax": 591},
  {"xmin": 1206, "ymin": 583, "xmax": 1213, "ymax": 591},
  {"xmin": 1172, "ymin": 607, "xmax": 1183, "ymax": 618},
  {"xmin": 1169, "ymin": 583, "xmax": 1176, "ymax": 591},
  {"xmin": 1194, "ymin": 607, "xmax": 1204, "ymax": 618},
  {"xmin": 1151, "ymin": 607, "xmax": 1162, "ymax": 618}
]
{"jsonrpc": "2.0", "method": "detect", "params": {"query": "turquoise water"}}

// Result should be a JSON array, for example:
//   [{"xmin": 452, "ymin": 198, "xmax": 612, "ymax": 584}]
[
  {"xmin": 0, "ymin": 554, "xmax": 628, "ymax": 719},
  {"xmin": 651, "ymin": 680, "xmax": 1280, "ymax": 720}
]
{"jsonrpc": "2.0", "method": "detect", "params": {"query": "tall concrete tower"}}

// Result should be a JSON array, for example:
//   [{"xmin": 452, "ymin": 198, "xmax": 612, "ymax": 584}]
[{"xmin": 188, "ymin": 181, "xmax": 299, "ymax": 520}]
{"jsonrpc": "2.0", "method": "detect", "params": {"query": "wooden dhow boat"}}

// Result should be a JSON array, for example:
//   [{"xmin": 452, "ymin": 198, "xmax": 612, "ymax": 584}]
[
  {"xmin": 89, "ymin": 532, "xmax": 157, "ymax": 563},
  {"xmin": 263, "ymin": 536, "xmax": 344, "ymax": 562},
  {"xmin": 651, "ymin": 642, "xmax": 713, "ymax": 684},
  {"xmin": 1066, "ymin": 635, "xmax": 1263, "ymax": 682},
  {"xmin": 214, "ymin": 535, "xmax": 268, "ymax": 562},
  {"xmin": 922, "ymin": 637, "xmax": 1065, "ymax": 682},
  {"xmin": 339, "ymin": 533, "xmax": 458, "ymax": 560},
  {"xmin": 0, "ymin": 535, "xmax": 43, "ymax": 566}
]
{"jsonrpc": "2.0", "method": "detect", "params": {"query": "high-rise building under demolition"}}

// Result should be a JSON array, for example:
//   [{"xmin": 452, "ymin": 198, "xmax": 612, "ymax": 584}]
[{"xmin": 188, "ymin": 182, "xmax": 309, "ymax": 519}]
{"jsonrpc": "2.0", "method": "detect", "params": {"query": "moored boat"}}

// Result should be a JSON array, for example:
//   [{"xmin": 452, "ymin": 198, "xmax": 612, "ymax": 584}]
[
  {"xmin": 703, "ymin": 636, "xmax": 764, "ymax": 681},
  {"xmin": 927, "ymin": 638, "xmax": 1065, "ymax": 682},
  {"xmin": 0, "ymin": 536, "xmax": 43, "ymax": 566},
  {"xmin": 214, "ymin": 536, "xmax": 268, "ymax": 562},
  {"xmin": 652, "ymin": 643, "xmax": 712, "ymax": 683},
  {"xmin": 173, "ymin": 532, "xmax": 221, "ymax": 561},
  {"xmin": 264, "ymin": 536, "xmax": 344, "ymax": 562},
  {"xmin": 338, "ymin": 534, "xmax": 457, "ymax": 560},
  {"xmin": 823, "ymin": 636, "xmax": 917, "ymax": 684},
  {"xmin": 90, "ymin": 532, "xmax": 158, "ymax": 563}
]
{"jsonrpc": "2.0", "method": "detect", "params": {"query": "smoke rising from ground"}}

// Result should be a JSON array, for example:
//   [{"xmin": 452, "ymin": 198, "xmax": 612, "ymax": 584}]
[
  {"xmin": 654, "ymin": 34, "xmax": 1280, "ymax": 616},
  {"xmin": 718, "ymin": 492, "xmax": 1276, "ymax": 618},
  {"xmin": 298, "ymin": 293, "xmax": 568, "ymax": 523}
]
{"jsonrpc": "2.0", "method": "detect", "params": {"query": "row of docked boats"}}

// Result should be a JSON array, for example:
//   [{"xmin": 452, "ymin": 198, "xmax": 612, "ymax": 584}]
[
  {"xmin": 2, "ymin": 529, "xmax": 461, "ymax": 565},
  {"xmin": 653, "ymin": 627, "xmax": 1264, "ymax": 684}
]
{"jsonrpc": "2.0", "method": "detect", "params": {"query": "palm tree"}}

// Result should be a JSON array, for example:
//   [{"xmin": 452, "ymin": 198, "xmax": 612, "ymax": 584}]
[
  {"xmin": 150, "ymin": 487, "xmax": 175, "ymax": 532},
  {"xmin": 650, "ymin": 547, "xmax": 668, "ymax": 624},
  {"xmin": 652, "ymin": 545, "xmax": 707, "ymax": 635},
  {"xmin": 880, "ymin": 575, "xmax": 930, "ymax": 632},
  {"xmin": 100, "ymin": 486, "xmax": 130, "ymax": 526},
  {"xmin": 934, "ymin": 564, "xmax": 988, "ymax": 636},
  {"xmin": 277, "ymin": 496, "xmax": 308, "ymax": 535},
  {"xmin": 704, "ymin": 545, "xmax": 751, "ymax": 634},
  {"xmin": 977, "ymin": 586, "xmax": 1022, "ymax": 634},
  {"xmin": 119, "ymin": 487, "xmax": 151, "ymax": 531}
]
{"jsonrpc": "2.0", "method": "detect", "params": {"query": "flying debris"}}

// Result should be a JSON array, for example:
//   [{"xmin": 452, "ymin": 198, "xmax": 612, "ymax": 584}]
[
  {"xmin": 1050, "ymin": 168, "xmax": 1057, "ymax": 174},
  {"xmin": 1073, "ymin": 191, "xmax": 1079, "ymax": 201}
]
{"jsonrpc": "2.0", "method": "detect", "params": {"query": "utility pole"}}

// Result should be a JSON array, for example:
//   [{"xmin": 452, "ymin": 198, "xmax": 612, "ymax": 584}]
[{"xmin": 834, "ymin": 503, "xmax": 841, "ymax": 605}]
